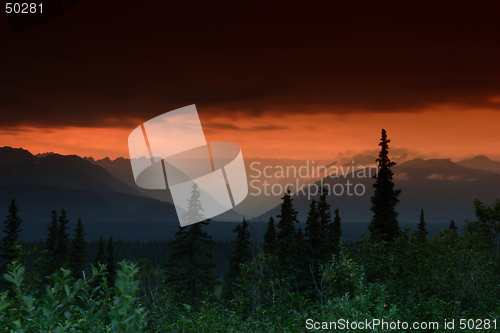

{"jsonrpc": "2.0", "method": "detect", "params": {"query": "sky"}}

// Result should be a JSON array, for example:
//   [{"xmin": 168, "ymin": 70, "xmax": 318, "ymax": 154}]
[{"xmin": 1, "ymin": 0, "xmax": 500, "ymax": 161}]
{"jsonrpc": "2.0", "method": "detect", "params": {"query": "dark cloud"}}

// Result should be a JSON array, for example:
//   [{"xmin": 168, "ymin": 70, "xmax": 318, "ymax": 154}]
[{"xmin": 1, "ymin": 0, "xmax": 500, "ymax": 128}]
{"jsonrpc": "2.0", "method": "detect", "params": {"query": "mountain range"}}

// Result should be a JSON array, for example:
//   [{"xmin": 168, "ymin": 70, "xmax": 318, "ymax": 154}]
[{"xmin": 1, "ymin": 146, "xmax": 499, "ymax": 241}]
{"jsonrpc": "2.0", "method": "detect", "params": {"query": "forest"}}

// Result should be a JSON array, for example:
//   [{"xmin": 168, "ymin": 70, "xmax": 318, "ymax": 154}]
[{"xmin": 1, "ymin": 130, "xmax": 500, "ymax": 332}]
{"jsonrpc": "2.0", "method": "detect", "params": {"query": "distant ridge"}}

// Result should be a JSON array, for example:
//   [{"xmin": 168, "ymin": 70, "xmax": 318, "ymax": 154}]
[{"xmin": 457, "ymin": 155, "xmax": 500, "ymax": 174}]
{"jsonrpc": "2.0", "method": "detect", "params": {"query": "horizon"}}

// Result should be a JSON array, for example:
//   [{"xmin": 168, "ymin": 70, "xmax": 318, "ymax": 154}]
[{"xmin": 3, "ymin": 145, "xmax": 500, "ymax": 165}]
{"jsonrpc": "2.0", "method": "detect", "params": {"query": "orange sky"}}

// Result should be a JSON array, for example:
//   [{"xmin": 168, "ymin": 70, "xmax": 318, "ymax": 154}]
[
  {"xmin": 2, "ymin": 1, "xmax": 500, "ymax": 163},
  {"xmin": 2, "ymin": 105, "xmax": 500, "ymax": 162}
]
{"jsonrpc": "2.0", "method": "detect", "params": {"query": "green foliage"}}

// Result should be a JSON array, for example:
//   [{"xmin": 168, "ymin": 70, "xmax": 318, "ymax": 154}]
[
  {"xmin": 4, "ymin": 196, "xmax": 500, "ymax": 332},
  {"xmin": 1, "ymin": 259, "xmax": 146, "ymax": 332}
]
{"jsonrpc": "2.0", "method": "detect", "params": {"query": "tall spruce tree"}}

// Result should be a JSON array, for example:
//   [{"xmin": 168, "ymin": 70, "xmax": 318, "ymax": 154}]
[
  {"xmin": 330, "ymin": 208, "xmax": 342, "ymax": 256},
  {"xmin": 369, "ymin": 129, "xmax": 401, "ymax": 242},
  {"xmin": 69, "ymin": 218, "xmax": 87, "ymax": 279},
  {"xmin": 263, "ymin": 216, "xmax": 277, "ymax": 255},
  {"xmin": 223, "ymin": 217, "xmax": 252, "ymax": 300},
  {"xmin": 276, "ymin": 188, "xmax": 299, "ymax": 265},
  {"xmin": 318, "ymin": 187, "xmax": 335, "ymax": 257},
  {"xmin": 106, "ymin": 235, "xmax": 116, "ymax": 286},
  {"xmin": 43, "ymin": 209, "xmax": 71, "ymax": 276},
  {"xmin": 1, "ymin": 199, "xmax": 23, "ymax": 265},
  {"xmin": 56, "ymin": 209, "xmax": 70, "ymax": 266},
  {"xmin": 417, "ymin": 209, "xmax": 428, "ymax": 242},
  {"xmin": 45, "ymin": 210, "xmax": 58, "ymax": 254},
  {"xmin": 305, "ymin": 200, "xmax": 325, "ymax": 263},
  {"xmin": 163, "ymin": 182, "xmax": 217, "ymax": 307}
]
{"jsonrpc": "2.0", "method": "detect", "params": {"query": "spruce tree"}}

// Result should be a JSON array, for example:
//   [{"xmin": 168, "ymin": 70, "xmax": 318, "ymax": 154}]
[
  {"xmin": 95, "ymin": 236, "xmax": 106, "ymax": 266},
  {"xmin": 1, "ymin": 199, "xmax": 23, "ymax": 265},
  {"xmin": 417, "ymin": 209, "xmax": 428, "ymax": 242},
  {"xmin": 56, "ymin": 209, "xmax": 70, "ymax": 266},
  {"xmin": 45, "ymin": 210, "xmax": 58, "ymax": 254},
  {"xmin": 223, "ymin": 217, "xmax": 252, "ymax": 300},
  {"xmin": 106, "ymin": 235, "xmax": 116, "ymax": 286},
  {"xmin": 330, "ymin": 208, "xmax": 342, "ymax": 256},
  {"xmin": 318, "ymin": 187, "xmax": 335, "ymax": 257},
  {"xmin": 263, "ymin": 216, "xmax": 277, "ymax": 255},
  {"xmin": 305, "ymin": 199, "xmax": 325, "ymax": 263},
  {"xmin": 276, "ymin": 188, "xmax": 299, "ymax": 265},
  {"xmin": 43, "ymin": 210, "xmax": 62, "ymax": 276},
  {"xmin": 163, "ymin": 182, "xmax": 217, "ymax": 307},
  {"xmin": 449, "ymin": 219, "xmax": 458, "ymax": 232},
  {"xmin": 369, "ymin": 129, "xmax": 401, "ymax": 242},
  {"xmin": 69, "ymin": 218, "xmax": 87, "ymax": 280},
  {"xmin": 1, "ymin": 199, "xmax": 23, "ymax": 289}
]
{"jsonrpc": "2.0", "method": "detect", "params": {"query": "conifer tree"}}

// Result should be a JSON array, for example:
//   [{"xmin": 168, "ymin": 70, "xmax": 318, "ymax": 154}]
[
  {"xmin": 163, "ymin": 182, "xmax": 217, "ymax": 307},
  {"xmin": 449, "ymin": 219, "xmax": 458, "ymax": 232},
  {"xmin": 106, "ymin": 235, "xmax": 116, "ymax": 286},
  {"xmin": 43, "ymin": 210, "xmax": 65, "ymax": 276},
  {"xmin": 1, "ymin": 199, "xmax": 23, "ymax": 289},
  {"xmin": 305, "ymin": 199, "xmax": 324, "ymax": 263},
  {"xmin": 1, "ymin": 199, "xmax": 23, "ymax": 265},
  {"xmin": 95, "ymin": 236, "xmax": 106, "ymax": 266},
  {"xmin": 56, "ymin": 209, "xmax": 70, "ymax": 266},
  {"xmin": 417, "ymin": 209, "xmax": 428, "ymax": 242},
  {"xmin": 69, "ymin": 218, "xmax": 87, "ymax": 279},
  {"xmin": 223, "ymin": 217, "xmax": 252, "ymax": 300},
  {"xmin": 263, "ymin": 216, "xmax": 277, "ymax": 255},
  {"xmin": 317, "ymin": 187, "xmax": 332, "ymax": 232},
  {"xmin": 276, "ymin": 188, "xmax": 299, "ymax": 265},
  {"xmin": 330, "ymin": 208, "xmax": 342, "ymax": 256},
  {"xmin": 369, "ymin": 129, "xmax": 401, "ymax": 242},
  {"xmin": 318, "ymin": 187, "xmax": 336, "ymax": 257},
  {"xmin": 45, "ymin": 210, "xmax": 58, "ymax": 255}
]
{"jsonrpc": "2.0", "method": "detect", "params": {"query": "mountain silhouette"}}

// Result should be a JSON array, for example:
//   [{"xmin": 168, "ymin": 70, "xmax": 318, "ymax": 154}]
[
  {"xmin": 254, "ymin": 157, "xmax": 500, "ymax": 240},
  {"xmin": 457, "ymin": 155, "xmax": 500, "ymax": 174}
]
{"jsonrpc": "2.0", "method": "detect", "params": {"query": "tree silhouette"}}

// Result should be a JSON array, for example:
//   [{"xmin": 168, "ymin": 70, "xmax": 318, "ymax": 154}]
[
  {"xmin": 1, "ymin": 199, "xmax": 22, "ymax": 265},
  {"xmin": 369, "ymin": 129, "xmax": 401, "ymax": 242},
  {"xmin": 276, "ymin": 188, "xmax": 299, "ymax": 265},
  {"xmin": 69, "ymin": 218, "xmax": 87, "ymax": 280},
  {"xmin": 181, "ymin": 182, "xmax": 204, "ymax": 226},
  {"xmin": 106, "ymin": 235, "xmax": 116, "ymax": 286},
  {"xmin": 43, "ymin": 209, "xmax": 70, "ymax": 276},
  {"xmin": 223, "ymin": 217, "xmax": 252, "ymax": 300},
  {"xmin": 330, "ymin": 208, "xmax": 342, "ymax": 256},
  {"xmin": 417, "ymin": 209, "xmax": 428, "ymax": 242},
  {"xmin": 305, "ymin": 199, "xmax": 325, "ymax": 265},
  {"xmin": 263, "ymin": 216, "xmax": 277, "ymax": 255},
  {"xmin": 55, "ymin": 209, "xmax": 70, "ymax": 265},
  {"xmin": 95, "ymin": 236, "xmax": 106, "ymax": 266},
  {"xmin": 163, "ymin": 182, "xmax": 217, "ymax": 307},
  {"xmin": 0, "ymin": 199, "xmax": 23, "ymax": 289},
  {"xmin": 449, "ymin": 219, "xmax": 458, "ymax": 233}
]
